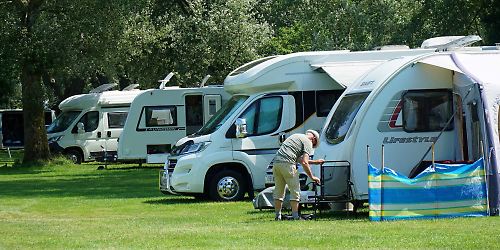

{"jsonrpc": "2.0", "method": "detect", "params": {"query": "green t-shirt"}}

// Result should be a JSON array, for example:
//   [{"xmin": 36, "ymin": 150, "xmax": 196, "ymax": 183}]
[{"xmin": 274, "ymin": 134, "xmax": 314, "ymax": 164}]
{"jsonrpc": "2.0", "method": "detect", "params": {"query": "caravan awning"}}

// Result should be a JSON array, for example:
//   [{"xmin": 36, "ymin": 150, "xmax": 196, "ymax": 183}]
[
  {"xmin": 452, "ymin": 53, "xmax": 500, "ymax": 85},
  {"xmin": 312, "ymin": 61, "xmax": 386, "ymax": 88},
  {"xmin": 418, "ymin": 55, "xmax": 463, "ymax": 73}
]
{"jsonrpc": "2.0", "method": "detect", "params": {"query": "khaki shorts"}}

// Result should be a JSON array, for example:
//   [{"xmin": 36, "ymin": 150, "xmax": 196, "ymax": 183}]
[{"xmin": 272, "ymin": 162, "xmax": 300, "ymax": 202}]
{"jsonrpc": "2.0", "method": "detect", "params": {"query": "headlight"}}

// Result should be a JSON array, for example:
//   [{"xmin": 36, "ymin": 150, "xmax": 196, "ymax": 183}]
[
  {"xmin": 48, "ymin": 135, "xmax": 63, "ymax": 143},
  {"xmin": 180, "ymin": 141, "xmax": 211, "ymax": 155}
]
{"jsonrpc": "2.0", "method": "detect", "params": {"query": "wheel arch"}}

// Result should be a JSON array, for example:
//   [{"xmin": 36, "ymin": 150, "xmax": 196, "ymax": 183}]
[{"xmin": 204, "ymin": 162, "xmax": 254, "ymax": 198}]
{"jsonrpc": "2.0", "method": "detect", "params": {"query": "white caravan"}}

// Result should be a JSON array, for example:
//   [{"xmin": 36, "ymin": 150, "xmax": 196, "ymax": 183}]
[
  {"xmin": 161, "ymin": 48, "xmax": 436, "ymax": 201},
  {"xmin": 312, "ymin": 39, "xmax": 500, "ymax": 213},
  {"xmin": 47, "ymin": 84, "xmax": 144, "ymax": 163},
  {"xmin": 117, "ymin": 85, "xmax": 230, "ymax": 163},
  {"xmin": 0, "ymin": 109, "xmax": 55, "ymax": 148}
]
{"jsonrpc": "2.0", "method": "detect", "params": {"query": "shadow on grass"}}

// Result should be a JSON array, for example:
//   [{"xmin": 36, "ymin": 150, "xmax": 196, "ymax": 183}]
[
  {"xmin": 246, "ymin": 205, "xmax": 369, "ymax": 221},
  {"xmin": 0, "ymin": 168, "xmax": 162, "ymax": 200},
  {"xmin": 143, "ymin": 197, "xmax": 208, "ymax": 205}
]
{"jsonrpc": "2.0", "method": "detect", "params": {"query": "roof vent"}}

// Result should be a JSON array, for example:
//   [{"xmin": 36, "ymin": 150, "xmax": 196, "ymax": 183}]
[
  {"xmin": 89, "ymin": 83, "xmax": 117, "ymax": 94},
  {"xmin": 421, "ymin": 35, "xmax": 482, "ymax": 51},
  {"xmin": 372, "ymin": 45, "xmax": 410, "ymax": 51},
  {"xmin": 122, "ymin": 84, "xmax": 140, "ymax": 91}
]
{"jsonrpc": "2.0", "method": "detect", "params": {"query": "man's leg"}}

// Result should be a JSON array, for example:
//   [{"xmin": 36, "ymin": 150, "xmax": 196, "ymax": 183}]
[{"xmin": 273, "ymin": 164, "xmax": 286, "ymax": 220}]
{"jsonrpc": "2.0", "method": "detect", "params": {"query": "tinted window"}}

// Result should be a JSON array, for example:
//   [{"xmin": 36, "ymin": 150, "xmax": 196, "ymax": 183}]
[
  {"xmin": 240, "ymin": 96, "xmax": 283, "ymax": 136},
  {"xmin": 197, "ymin": 95, "xmax": 248, "ymax": 135},
  {"xmin": 316, "ymin": 90, "xmax": 343, "ymax": 117},
  {"xmin": 402, "ymin": 90, "xmax": 453, "ymax": 132},
  {"xmin": 47, "ymin": 111, "xmax": 81, "ymax": 133},
  {"xmin": 325, "ymin": 92, "xmax": 369, "ymax": 144},
  {"xmin": 108, "ymin": 112, "xmax": 128, "ymax": 129},
  {"xmin": 145, "ymin": 106, "xmax": 177, "ymax": 127},
  {"xmin": 76, "ymin": 111, "xmax": 99, "ymax": 132}
]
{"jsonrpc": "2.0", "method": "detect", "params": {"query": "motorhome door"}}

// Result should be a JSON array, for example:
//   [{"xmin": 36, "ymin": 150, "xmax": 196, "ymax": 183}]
[
  {"xmin": 231, "ymin": 95, "xmax": 296, "ymax": 189},
  {"xmin": 71, "ymin": 110, "xmax": 104, "ymax": 159},
  {"xmin": 103, "ymin": 108, "xmax": 129, "ymax": 157}
]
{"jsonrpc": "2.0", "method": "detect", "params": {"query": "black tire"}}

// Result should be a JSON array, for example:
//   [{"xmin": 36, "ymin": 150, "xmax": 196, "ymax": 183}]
[
  {"xmin": 208, "ymin": 170, "xmax": 247, "ymax": 201},
  {"xmin": 65, "ymin": 149, "xmax": 82, "ymax": 164}
]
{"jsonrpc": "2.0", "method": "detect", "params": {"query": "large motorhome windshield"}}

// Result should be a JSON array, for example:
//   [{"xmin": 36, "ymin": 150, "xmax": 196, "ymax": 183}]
[
  {"xmin": 325, "ymin": 92, "xmax": 369, "ymax": 145},
  {"xmin": 195, "ymin": 95, "xmax": 248, "ymax": 135},
  {"xmin": 47, "ymin": 111, "xmax": 81, "ymax": 133}
]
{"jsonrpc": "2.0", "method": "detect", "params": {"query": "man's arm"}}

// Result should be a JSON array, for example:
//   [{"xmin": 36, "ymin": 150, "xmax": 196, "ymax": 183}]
[{"xmin": 300, "ymin": 153, "xmax": 321, "ymax": 184}]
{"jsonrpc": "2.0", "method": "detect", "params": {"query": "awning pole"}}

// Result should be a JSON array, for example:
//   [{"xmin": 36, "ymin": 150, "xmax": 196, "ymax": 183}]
[
  {"xmin": 480, "ymin": 140, "xmax": 491, "ymax": 215},
  {"xmin": 366, "ymin": 145, "xmax": 370, "ymax": 165},
  {"xmin": 432, "ymin": 143, "xmax": 435, "ymax": 170}
]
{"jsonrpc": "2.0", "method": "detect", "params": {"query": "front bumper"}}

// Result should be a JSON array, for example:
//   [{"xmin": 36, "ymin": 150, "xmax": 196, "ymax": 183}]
[
  {"xmin": 159, "ymin": 169, "xmax": 178, "ymax": 195},
  {"xmin": 159, "ymin": 153, "xmax": 205, "ymax": 195}
]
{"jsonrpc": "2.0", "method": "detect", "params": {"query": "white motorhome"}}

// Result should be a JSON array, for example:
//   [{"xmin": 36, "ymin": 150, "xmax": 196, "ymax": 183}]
[
  {"xmin": 117, "ymin": 85, "xmax": 231, "ymax": 163},
  {"xmin": 0, "ymin": 109, "xmax": 55, "ymax": 148},
  {"xmin": 311, "ymin": 38, "xmax": 500, "ymax": 213},
  {"xmin": 161, "ymin": 48, "xmax": 436, "ymax": 201},
  {"xmin": 47, "ymin": 84, "xmax": 144, "ymax": 163}
]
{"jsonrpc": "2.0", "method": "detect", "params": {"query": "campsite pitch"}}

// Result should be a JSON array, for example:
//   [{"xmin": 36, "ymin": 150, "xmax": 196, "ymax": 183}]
[{"xmin": 0, "ymin": 154, "xmax": 499, "ymax": 249}]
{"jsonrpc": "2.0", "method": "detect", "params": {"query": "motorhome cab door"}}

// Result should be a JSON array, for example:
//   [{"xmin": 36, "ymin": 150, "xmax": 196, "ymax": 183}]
[
  {"xmin": 72, "ymin": 110, "xmax": 104, "ymax": 159},
  {"xmin": 230, "ymin": 95, "xmax": 296, "ymax": 189}
]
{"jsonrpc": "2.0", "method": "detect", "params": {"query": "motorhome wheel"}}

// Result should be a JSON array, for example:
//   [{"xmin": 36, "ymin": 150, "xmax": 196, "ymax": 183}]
[
  {"xmin": 65, "ymin": 149, "xmax": 82, "ymax": 164},
  {"xmin": 209, "ymin": 170, "xmax": 246, "ymax": 201}
]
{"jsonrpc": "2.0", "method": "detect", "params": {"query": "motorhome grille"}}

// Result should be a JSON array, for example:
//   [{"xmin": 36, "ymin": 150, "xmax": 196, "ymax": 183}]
[{"xmin": 167, "ymin": 159, "xmax": 177, "ymax": 171}]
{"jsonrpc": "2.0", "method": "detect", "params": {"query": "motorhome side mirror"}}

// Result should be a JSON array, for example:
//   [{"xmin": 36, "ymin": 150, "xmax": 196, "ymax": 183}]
[
  {"xmin": 77, "ymin": 122, "xmax": 85, "ymax": 134},
  {"xmin": 235, "ymin": 118, "xmax": 247, "ymax": 138}
]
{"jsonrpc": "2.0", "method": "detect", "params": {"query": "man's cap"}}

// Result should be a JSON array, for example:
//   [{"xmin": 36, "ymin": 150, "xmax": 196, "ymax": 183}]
[{"xmin": 306, "ymin": 129, "xmax": 320, "ymax": 148}]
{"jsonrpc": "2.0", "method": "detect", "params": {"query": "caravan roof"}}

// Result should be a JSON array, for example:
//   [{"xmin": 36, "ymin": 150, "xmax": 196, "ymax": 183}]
[
  {"xmin": 59, "ymin": 90, "xmax": 144, "ymax": 111},
  {"xmin": 224, "ymin": 49, "xmax": 435, "ymax": 95}
]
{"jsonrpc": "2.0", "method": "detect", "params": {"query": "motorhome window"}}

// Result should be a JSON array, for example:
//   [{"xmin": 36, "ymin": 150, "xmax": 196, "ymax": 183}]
[
  {"xmin": 145, "ymin": 106, "xmax": 177, "ymax": 127},
  {"xmin": 77, "ymin": 111, "xmax": 99, "ymax": 132},
  {"xmin": 196, "ymin": 95, "xmax": 248, "ymax": 135},
  {"xmin": 239, "ymin": 96, "xmax": 283, "ymax": 136},
  {"xmin": 185, "ymin": 95, "xmax": 203, "ymax": 135},
  {"xmin": 209, "ymin": 99, "xmax": 217, "ymax": 115},
  {"xmin": 316, "ymin": 90, "xmax": 343, "ymax": 117},
  {"xmin": 108, "ymin": 112, "xmax": 128, "ymax": 129},
  {"xmin": 325, "ymin": 92, "xmax": 369, "ymax": 145},
  {"xmin": 47, "ymin": 111, "xmax": 81, "ymax": 133},
  {"xmin": 402, "ymin": 90, "xmax": 453, "ymax": 132}
]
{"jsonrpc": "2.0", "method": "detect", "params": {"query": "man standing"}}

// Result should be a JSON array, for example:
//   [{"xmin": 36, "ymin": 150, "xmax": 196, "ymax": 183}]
[{"xmin": 273, "ymin": 129, "xmax": 324, "ymax": 220}]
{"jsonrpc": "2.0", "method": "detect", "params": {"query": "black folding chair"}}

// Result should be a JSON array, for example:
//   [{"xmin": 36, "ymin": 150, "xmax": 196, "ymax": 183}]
[{"xmin": 312, "ymin": 160, "xmax": 354, "ymax": 219}]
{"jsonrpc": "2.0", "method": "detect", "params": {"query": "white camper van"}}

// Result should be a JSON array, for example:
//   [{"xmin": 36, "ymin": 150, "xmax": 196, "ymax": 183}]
[
  {"xmin": 47, "ymin": 84, "xmax": 144, "ymax": 163},
  {"xmin": 311, "ymin": 38, "xmax": 500, "ymax": 213},
  {"xmin": 117, "ymin": 85, "xmax": 231, "ymax": 163},
  {"xmin": 0, "ymin": 109, "xmax": 55, "ymax": 148},
  {"xmin": 161, "ymin": 48, "xmax": 436, "ymax": 201}
]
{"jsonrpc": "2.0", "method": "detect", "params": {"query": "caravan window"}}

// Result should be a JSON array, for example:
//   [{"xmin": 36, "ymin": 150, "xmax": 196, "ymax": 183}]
[
  {"xmin": 239, "ymin": 96, "xmax": 283, "ymax": 136},
  {"xmin": 316, "ymin": 90, "xmax": 343, "ymax": 117},
  {"xmin": 325, "ymin": 92, "xmax": 369, "ymax": 145},
  {"xmin": 402, "ymin": 90, "xmax": 453, "ymax": 132},
  {"xmin": 145, "ymin": 106, "xmax": 177, "ymax": 127},
  {"xmin": 108, "ymin": 112, "xmax": 128, "ymax": 129}
]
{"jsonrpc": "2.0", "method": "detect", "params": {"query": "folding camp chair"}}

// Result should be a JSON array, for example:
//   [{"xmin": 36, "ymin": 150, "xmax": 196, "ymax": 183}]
[{"xmin": 312, "ymin": 160, "xmax": 355, "ymax": 219}]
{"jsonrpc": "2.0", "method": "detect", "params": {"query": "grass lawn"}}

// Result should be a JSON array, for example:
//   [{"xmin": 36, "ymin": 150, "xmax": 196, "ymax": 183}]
[{"xmin": 1, "ymin": 150, "xmax": 500, "ymax": 249}]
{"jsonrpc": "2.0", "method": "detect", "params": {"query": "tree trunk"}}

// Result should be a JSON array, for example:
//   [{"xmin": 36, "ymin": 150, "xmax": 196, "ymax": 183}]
[{"xmin": 21, "ymin": 63, "xmax": 50, "ymax": 163}]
